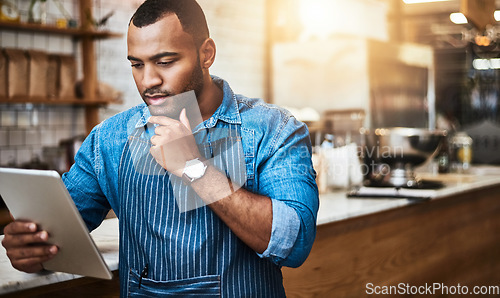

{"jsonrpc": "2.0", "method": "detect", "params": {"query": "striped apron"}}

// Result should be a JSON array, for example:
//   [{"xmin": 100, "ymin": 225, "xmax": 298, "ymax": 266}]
[{"xmin": 117, "ymin": 122, "xmax": 285, "ymax": 297}]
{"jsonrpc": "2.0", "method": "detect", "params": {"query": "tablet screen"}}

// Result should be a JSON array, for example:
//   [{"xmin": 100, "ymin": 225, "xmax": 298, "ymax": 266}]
[{"xmin": 0, "ymin": 167, "xmax": 113, "ymax": 280}]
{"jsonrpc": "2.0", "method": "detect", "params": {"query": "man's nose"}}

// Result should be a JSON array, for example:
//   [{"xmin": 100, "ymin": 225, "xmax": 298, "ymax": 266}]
[{"xmin": 142, "ymin": 65, "xmax": 162, "ymax": 89}]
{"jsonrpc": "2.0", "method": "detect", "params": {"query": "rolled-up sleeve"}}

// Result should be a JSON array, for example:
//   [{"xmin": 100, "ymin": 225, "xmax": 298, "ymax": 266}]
[{"xmin": 256, "ymin": 116, "xmax": 319, "ymax": 268}]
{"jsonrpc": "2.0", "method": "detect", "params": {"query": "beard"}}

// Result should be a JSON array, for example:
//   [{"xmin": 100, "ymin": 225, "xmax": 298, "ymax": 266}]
[{"xmin": 143, "ymin": 60, "xmax": 204, "ymax": 119}]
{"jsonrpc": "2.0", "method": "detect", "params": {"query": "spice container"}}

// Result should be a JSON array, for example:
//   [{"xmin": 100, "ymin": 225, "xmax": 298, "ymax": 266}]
[{"xmin": 450, "ymin": 132, "xmax": 473, "ymax": 173}]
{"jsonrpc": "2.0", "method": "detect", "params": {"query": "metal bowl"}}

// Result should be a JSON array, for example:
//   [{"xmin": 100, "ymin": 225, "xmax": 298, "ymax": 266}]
[{"xmin": 361, "ymin": 127, "xmax": 447, "ymax": 188}]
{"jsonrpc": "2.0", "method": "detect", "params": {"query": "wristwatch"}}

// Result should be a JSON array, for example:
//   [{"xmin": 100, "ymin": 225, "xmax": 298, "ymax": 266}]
[{"xmin": 182, "ymin": 158, "xmax": 207, "ymax": 184}]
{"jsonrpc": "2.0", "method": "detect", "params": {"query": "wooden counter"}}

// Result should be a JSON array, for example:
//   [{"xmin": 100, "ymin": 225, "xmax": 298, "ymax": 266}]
[
  {"xmin": 1, "ymin": 172, "xmax": 500, "ymax": 297},
  {"xmin": 282, "ymin": 173, "xmax": 500, "ymax": 297}
]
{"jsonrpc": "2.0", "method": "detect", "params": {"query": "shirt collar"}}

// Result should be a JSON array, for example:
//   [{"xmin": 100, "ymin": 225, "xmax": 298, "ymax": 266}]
[
  {"xmin": 204, "ymin": 75, "xmax": 241, "ymax": 128},
  {"xmin": 134, "ymin": 75, "xmax": 241, "ymax": 130},
  {"xmin": 134, "ymin": 105, "xmax": 152, "ymax": 129}
]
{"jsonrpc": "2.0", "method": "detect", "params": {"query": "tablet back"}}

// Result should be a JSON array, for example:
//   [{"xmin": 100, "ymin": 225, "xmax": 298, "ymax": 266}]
[{"xmin": 0, "ymin": 167, "xmax": 113, "ymax": 280}]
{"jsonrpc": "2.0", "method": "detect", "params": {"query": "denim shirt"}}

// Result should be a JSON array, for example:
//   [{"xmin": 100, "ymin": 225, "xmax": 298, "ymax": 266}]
[{"xmin": 62, "ymin": 76, "xmax": 319, "ymax": 297}]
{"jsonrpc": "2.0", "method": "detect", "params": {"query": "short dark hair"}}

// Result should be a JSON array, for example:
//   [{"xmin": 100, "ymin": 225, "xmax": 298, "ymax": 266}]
[{"xmin": 130, "ymin": 0, "xmax": 210, "ymax": 48}]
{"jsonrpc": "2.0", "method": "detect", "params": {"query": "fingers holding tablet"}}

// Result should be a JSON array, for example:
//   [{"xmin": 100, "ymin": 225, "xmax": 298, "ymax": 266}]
[{"xmin": 2, "ymin": 220, "xmax": 58, "ymax": 273}]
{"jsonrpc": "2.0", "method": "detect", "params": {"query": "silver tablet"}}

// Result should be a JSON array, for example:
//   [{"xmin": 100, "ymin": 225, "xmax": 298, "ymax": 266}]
[{"xmin": 0, "ymin": 167, "xmax": 113, "ymax": 280}]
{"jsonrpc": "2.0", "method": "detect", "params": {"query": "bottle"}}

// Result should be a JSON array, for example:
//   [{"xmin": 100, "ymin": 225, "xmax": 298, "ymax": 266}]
[
  {"xmin": 450, "ymin": 132, "xmax": 473, "ymax": 173},
  {"xmin": 321, "ymin": 134, "xmax": 335, "ymax": 149},
  {"xmin": 436, "ymin": 136, "xmax": 450, "ymax": 174},
  {"xmin": 28, "ymin": 0, "xmax": 47, "ymax": 24}
]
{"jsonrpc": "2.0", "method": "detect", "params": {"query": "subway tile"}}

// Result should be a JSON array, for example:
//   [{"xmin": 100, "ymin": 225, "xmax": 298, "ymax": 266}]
[
  {"xmin": 60, "ymin": 38, "xmax": 73, "ymax": 54},
  {"xmin": 1, "ymin": 110, "xmax": 16, "ymax": 127},
  {"xmin": 47, "ymin": 108, "xmax": 62, "ymax": 126},
  {"xmin": 40, "ymin": 129, "xmax": 56, "ymax": 146},
  {"xmin": 31, "ymin": 109, "xmax": 39, "ymax": 126},
  {"xmin": 33, "ymin": 33, "xmax": 49, "ymax": 51},
  {"xmin": 16, "ymin": 0, "xmax": 31, "ymax": 13},
  {"xmin": 75, "ymin": 125, "xmax": 86, "ymax": 136},
  {"xmin": 54, "ymin": 128, "xmax": 71, "ymax": 142},
  {"xmin": 25, "ymin": 129, "xmax": 41, "ymax": 146},
  {"xmin": 31, "ymin": 147, "xmax": 43, "ymax": 160},
  {"xmin": 1, "ymin": 31, "xmax": 17, "ymax": 48},
  {"xmin": 61, "ymin": 107, "xmax": 74, "ymax": 126},
  {"xmin": 58, "ymin": 0, "xmax": 76, "ymax": 19},
  {"xmin": 16, "ymin": 148, "xmax": 32, "ymax": 166},
  {"xmin": 17, "ymin": 111, "xmax": 31, "ymax": 127},
  {"xmin": 8, "ymin": 129, "xmax": 25, "ymax": 146},
  {"xmin": 37, "ymin": 109, "xmax": 50, "ymax": 127},
  {"xmin": 0, "ymin": 129, "xmax": 7, "ymax": 146},
  {"xmin": 47, "ymin": 35, "xmax": 64, "ymax": 52},
  {"xmin": 76, "ymin": 109, "xmax": 85, "ymax": 127},
  {"xmin": 16, "ymin": 32, "xmax": 33, "ymax": 49},
  {"xmin": 47, "ymin": 1, "xmax": 61, "ymax": 18},
  {"xmin": 0, "ymin": 149, "xmax": 16, "ymax": 166}
]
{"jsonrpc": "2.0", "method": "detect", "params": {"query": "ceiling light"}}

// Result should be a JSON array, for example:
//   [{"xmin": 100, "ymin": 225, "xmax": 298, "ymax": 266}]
[
  {"xmin": 473, "ymin": 58, "xmax": 500, "ymax": 70},
  {"xmin": 450, "ymin": 10, "xmax": 500, "ymax": 24},
  {"xmin": 450, "ymin": 12, "xmax": 467, "ymax": 24},
  {"xmin": 403, "ymin": 0, "xmax": 451, "ymax": 4}
]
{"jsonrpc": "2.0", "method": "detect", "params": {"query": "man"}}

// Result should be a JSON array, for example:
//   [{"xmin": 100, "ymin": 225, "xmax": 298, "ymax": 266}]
[{"xmin": 2, "ymin": 0, "xmax": 319, "ymax": 296}]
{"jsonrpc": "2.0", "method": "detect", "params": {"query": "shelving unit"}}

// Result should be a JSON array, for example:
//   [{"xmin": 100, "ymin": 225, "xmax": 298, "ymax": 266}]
[
  {"xmin": 0, "ymin": 96, "xmax": 118, "ymax": 106},
  {"xmin": 0, "ymin": 0, "xmax": 122, "ymax": 134},
  {"xmin": 0, "ymin": 20, "xmax": 121, "ymax": 38}
]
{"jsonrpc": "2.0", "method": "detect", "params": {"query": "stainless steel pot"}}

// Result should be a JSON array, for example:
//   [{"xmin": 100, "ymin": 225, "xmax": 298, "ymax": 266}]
[{"xmin": 361, "ymin": 127, "xmax": 447, "ymax": 188}]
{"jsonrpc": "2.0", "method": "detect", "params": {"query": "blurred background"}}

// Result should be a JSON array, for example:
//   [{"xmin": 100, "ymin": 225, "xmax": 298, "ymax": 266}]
[
  {"xmin": 1, "ymin": 1, "xmax": 499, "ymax": 292},
  {"xmin": 0, "ymin": 0, "xmax": 499, "ymax": 172}
]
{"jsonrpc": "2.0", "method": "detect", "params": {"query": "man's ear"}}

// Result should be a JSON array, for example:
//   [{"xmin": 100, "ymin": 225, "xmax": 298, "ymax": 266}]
[{"xmin": 199, "ymin": 38, "xmax": 216, "ymax": 69}]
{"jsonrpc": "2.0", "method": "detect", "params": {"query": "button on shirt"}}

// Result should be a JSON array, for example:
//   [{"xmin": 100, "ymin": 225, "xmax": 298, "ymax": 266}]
[{"xmin": 62, "ymin": 76, "xmax": 319, "ymax": 297}]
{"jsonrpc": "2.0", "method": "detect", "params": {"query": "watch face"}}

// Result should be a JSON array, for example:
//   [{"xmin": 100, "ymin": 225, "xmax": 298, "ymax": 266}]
[{"xmin": 184, "ymin": 159, "xmax": 206, "ymax": 179}]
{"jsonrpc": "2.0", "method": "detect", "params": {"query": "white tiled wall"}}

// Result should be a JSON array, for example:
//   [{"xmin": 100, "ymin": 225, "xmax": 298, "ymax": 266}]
[
  {"xmin": 199, "ymin": 0, "xmax": 267, "ymax": 99},
  {"xmin": 0, "ymin": 0, "xmax": 267, "ymax": 168},
  {"xmin": 0, "ymin": 105, "xmax": 86, "ymax": 167}
]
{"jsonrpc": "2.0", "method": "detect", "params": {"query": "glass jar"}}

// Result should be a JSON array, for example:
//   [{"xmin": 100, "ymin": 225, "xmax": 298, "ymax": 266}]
[{"xmin": 450, "ymin": 132, "xmax": 473, "ymax": 173}]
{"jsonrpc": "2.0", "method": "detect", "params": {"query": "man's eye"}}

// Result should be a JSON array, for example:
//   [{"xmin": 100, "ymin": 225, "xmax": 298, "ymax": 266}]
[
  {"xmin": 157, "ymin": 61, "xmax": 173, "ymax": 66},
  {"xmin": 131, "ymin": 63, "xmax": 143, "ymax": 68}
]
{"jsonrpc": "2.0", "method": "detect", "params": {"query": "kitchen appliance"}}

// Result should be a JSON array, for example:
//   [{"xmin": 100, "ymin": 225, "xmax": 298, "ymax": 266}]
[
  {"xmin": 361, "ymin": 127, "xmax": 446, "ymax": 188},
  {"xmin": 272, "ymin": 39, "xmax": 435, "ymax": 130}
]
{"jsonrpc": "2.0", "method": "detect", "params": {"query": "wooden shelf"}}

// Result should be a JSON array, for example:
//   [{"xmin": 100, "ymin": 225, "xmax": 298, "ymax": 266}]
[
  {"xmin": 0, "ymin": 21, "xmax": 121, "ymax": 39},
  {"xmin": 1, "ymin": 0, "xmax": 120, "ymax": 134},
  {"xmin": 0, "ymin": 97, "xmax": 122, "ymax": 106}
]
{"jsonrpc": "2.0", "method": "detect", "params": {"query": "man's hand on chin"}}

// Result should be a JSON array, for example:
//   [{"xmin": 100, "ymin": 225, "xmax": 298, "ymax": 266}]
[{"xmin": 148, "ymin": 108, "xmax": 202, "ymax": 176}]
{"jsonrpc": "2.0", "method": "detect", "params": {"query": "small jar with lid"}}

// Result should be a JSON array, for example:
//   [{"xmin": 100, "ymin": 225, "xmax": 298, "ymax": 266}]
[{"xmin": 450, "ymin": 132, "xmax": 473, "ymax": 173}]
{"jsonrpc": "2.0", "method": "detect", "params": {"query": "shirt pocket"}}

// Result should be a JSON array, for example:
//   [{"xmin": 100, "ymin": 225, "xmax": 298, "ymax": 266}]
[{"xmin": 127, "ymin": 269, "xmax": 221, "ymax": 297}]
